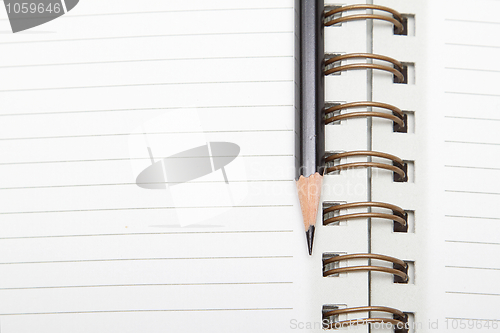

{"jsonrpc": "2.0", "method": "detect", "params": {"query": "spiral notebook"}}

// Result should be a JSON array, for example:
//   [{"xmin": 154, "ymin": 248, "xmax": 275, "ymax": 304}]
[{"xmin": 0, "ymin": 0, "xmax": 498, "ymax": 332}]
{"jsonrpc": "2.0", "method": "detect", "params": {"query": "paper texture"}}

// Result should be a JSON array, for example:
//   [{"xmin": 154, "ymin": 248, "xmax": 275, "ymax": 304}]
[{"xmin": 0, "ymin": 1, "xmax": 313, "ymax": 332}]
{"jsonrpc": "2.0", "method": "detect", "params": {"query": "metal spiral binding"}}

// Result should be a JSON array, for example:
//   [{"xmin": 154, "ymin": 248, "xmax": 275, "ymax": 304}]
[
  {"xmin": 323, "ymin": 201, "xmax": 407, "ymax": 227},
  {"xmin": 323, "ymin": 253, "xmax": 409, "ymax": 282},
  {"xmin": 324, "ymin": 101, "xmax": 406, "ymax": 129},
  {"xmin": 322, "ymin": 4, "xmax": 411, "ymax": 329},
  {"xmin": 325, "ymin": 53, "xmax": 405, "ymax": 83},
  {"xmin": 325, "ymin": 150, "xmax": 408, "ymax": 182},
  {"xmin": 323, "ymin": 306, "xmax": 408, "ymax": 330},
  {"xmin": 324, "ymin": 4, "xmax": 405, "ymax": 34}
]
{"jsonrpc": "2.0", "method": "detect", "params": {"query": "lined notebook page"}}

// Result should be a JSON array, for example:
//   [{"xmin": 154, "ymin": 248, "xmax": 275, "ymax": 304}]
[
  {"xmin": 0, "ymin": 1, "xmax": 309, "ymax": 332},
  {"xmin": 443, "ymin": 0, "xmax": 500, "ymax": 327}
]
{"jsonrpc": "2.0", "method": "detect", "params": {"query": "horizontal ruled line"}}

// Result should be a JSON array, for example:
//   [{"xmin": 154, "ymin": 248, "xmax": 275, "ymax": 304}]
[
  {"xmin": 445, "ymin": 215, "xmax": 500, "ymax": 221},
  {"xmin": 446, "ymin": 240, "xmax": 500, "ymax": 246},
  {"xmin": 446, "ymin": 42, "xmax": 500, "ymax": 49},
  {"xmin": 0, "ymin": 31, "xmax": 294, "ymax": 45},
  {"xmin": 445, "ymin": 18, "xmax": 500, "ymax": 25},
  {"xmin": 0, "ymin": 6, "xmax": 294, "ymax": 21},
  {"xmin": 0, "ymin": 281, "xmax": 293, "ymax": 291},
  {"xmin": 0, "ymin": 155, "xmax": 293, "ymax": 166},
  {"xmin": 56, "ymin": 7, "xmax": 294, "ymax": 18},
  {"xmin": 0, "ymin": 205, "xmax": 293, "ymax": 216},
  {"xmin": 445, "ymin": 67, "xmax": 500, "ymax": 74},
  {"xmin": 444, "ymin": 91, "xmax": 500, "ymax": 97},
  {"xmin": 446, "ymin": 317, "xmax": 500, "ymax": 322},
  {"xmin": 0, "ymin": 256, "xmax": 293, "ymax": 265},
  {"xmin": 446, "ymin": 266, "xmax": 500, "ymax": 271},
  {"xmin": 445, "ymin": 140, "xmax": 500, "ymax": 146},
  {"xmin": 0, "ymin": 230, "xmax": 294, "ymax": 240},
  {"xmin": 0, "ymin": 129, "xmax": 293, "ymax": 142},
  {"xmin": 445, "ymin": 116, "xmax": 500, "ymax": 121},
  {"xmin": 445, "ymin": 165, "xmax": 500, "ymax": 171},
  {"xmin": 0, "ymin": 80, "xmax": 293, "ymax": 93},
  {"xmin": 0, "ymin": 55, "xmax": 293, "ymax": 69},
  {"xmin": 446, "ymin": 291, "xmax": 500, "ymax": 297},
  {"xmin": 0, "ymin": 179, "xmax": 293, "ymax": 191},
  {"xmin": 0, "ymin": 104, "xmax": 293, "ymax": 117},
  {"xmin": 445, "ymin": 190, "xmax": 500, "ymax": 196},
  {"xmin": 0, "ymin": 307, "xmax": 293, "ymax": 317}
]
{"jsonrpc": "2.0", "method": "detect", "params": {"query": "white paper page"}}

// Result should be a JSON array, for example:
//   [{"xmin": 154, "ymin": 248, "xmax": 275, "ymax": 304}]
[
  {"xmin": 442, "ymin": 0, "xmax": 500, "ymax": 327},
  {"xmin": 363, "ymin": 0, "xmax": 500, "ymax": 330},
  {"xmin": 420, "ymin": 0, "xmax": 500, "ymax": 330},
  {"xmin": 0, "ymin": 1, "xmax": 311, "ymax": 332}
]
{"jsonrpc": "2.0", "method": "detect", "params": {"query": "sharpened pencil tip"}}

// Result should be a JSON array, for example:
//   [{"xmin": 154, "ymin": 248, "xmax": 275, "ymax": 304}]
[{"xmin": 306, "ymin": 225, "xmax": 315, "ymax": 255}]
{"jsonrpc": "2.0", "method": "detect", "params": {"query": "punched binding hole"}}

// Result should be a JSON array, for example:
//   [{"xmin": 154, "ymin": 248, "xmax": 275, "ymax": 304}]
[
  {"xmin": 322, "ymin": 202, "xmax": 346, "ymax": 226},
  {"xmin": 322, "ymin": 253, "xmax": 341, "ymax": 276},
  {"xmin": 322, "ymin": 304, "xmax": 341, "ymax": 328},
  {"xmin": 395, "ymin": 312, "xmax": 414, "ymax": 333},
  {"xmin": 323, "ymin": 6, "xmax": 342, "ymax": 26},
  {"xmin": 393, "ymin": 161, "xmax": 408, "ymax": 182},
  {"xmin": 394, "ymin": 15, "xmax": 408, "ymax": 35},
  {"xmin": 393, "ymin": 64, "xmax": 408, "ymax": 84},
  {"xmin": 394, "ymin": 14, "xmax": 416, "ymax": 36},
  {"xmin": 323, "ymin": 54, "xmax": 343, "ymax": 76},
  {"xmin": 394, "ymin": 212, "xmax": 409, "ymax": 233},
  {"xmin": 323, "ymin": 102, "xmax": 342, "ymax": 124},
  {"xmin": 393, "ymin": 113, "xmax": 408, "ymax": 133},
  {"xmin": 393, "ymin": 261, "xmax": 410, "ymax": 284}
]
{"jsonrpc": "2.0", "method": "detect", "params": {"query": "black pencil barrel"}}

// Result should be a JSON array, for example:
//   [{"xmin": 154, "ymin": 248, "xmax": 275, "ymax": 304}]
[{"xmin": 298, "ymin": 0, "xmax": 325, "ymax": 179}]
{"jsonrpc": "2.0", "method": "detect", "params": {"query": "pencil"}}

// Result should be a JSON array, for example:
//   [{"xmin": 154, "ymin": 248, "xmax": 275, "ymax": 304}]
[{"xmin": 297, "ymin": 0, "xmax": 324, "ymax": 255}]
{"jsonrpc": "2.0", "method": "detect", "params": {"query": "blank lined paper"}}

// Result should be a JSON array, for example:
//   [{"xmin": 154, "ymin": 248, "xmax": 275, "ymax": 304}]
[
  {"xmin": 443, "ymin": 0, "xmax": 500, "ymax": 324},
  {"xmin": 0, "ymin": 1, "xmax": 307, "ymax": 332}
]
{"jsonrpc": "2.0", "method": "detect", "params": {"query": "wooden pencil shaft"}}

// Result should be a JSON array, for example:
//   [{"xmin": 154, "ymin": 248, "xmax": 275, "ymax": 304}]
[{"xmin": 298, "ymin": 0, "xmax": 325, "ymax": 179}]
